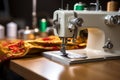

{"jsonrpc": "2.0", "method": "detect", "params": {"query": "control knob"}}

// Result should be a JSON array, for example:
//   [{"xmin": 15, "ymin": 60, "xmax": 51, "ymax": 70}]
[{"xmin": 105, "ymin": 15, "xmax": 120, "ymax": 25}]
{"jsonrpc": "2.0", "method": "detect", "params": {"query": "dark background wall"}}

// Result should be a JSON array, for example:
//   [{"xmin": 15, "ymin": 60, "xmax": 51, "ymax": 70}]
[
  {"xmin": 0, "ymin": 0, "xmax": 120, "ymax": 28},
  {"xmin": 9, "ymin": 0, "xmax": 61, "ymax": 28}
]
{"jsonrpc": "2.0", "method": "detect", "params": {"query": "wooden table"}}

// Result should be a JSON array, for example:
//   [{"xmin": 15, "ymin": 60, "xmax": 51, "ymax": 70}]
[{"xmin": 10, "ymin": 56, "xmax": 120, "ymax": 80}]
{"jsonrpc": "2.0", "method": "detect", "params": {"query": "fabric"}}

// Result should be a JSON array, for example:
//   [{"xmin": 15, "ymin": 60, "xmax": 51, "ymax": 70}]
[{"xmin": 0, "ymin": 36, "xmax": 86, "ymax": 62}]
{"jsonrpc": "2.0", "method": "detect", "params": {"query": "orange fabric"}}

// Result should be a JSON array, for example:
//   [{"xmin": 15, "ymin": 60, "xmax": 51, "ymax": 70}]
[{"xmin": 0, "ymin": 36, "xmax": 86, "ymax": 62}]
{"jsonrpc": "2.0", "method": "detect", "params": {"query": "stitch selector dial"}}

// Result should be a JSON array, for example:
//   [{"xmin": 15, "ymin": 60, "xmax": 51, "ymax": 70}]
[{"xmin": 105, "ymin": 15, "xmax": 120, "ymax": 25}]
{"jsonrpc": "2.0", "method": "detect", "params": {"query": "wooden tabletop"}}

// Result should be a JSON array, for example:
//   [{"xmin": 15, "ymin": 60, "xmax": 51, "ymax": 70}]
[{"xmin": 10, "ymin": 55, "xmax": 120, "ymax": 80}]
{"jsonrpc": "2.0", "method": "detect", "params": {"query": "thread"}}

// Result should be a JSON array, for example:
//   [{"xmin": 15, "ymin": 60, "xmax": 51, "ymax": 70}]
[
  {"xmin": 23, "ymin": 26, "xmax": 35, "ymax": 40},
  {"xmin": 39, "ymin": 18, "xmax": 47, "ymax": 32},
  {"xmin": 7, "ymin": 22, "xmax": 17, "ymax": 39},
  {"xmin": 0, "ymin": 24, "xmax": 5, "ymax": 39},
  {"xmin": 107, "ymin": 0, "xmax": 118, "ymax": 11},
  {"xmin": 74, "ymin": 2, "xmax": 85, "ymax": 10}
]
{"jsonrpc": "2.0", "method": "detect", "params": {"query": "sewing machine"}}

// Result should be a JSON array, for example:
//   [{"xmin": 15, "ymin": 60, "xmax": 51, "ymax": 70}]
[{"xmin": 43, "ymin": 10, "xmax": 120, "ymax": 65}]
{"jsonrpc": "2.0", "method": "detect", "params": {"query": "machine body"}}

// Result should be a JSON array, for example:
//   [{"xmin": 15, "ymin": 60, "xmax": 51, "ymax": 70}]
[{"xmin": 43, "ymin": 10, "xmax": 120, "ymax": 65}]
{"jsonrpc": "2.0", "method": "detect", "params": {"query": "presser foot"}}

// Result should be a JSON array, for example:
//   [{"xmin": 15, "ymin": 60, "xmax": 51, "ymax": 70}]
[
  {"xmin": 61, "ymin": 52, "xmax": 87, "ymax": 59},
  {"xmin": 60, "ymin": 48, "xmax": 87, "ymax": 59}
]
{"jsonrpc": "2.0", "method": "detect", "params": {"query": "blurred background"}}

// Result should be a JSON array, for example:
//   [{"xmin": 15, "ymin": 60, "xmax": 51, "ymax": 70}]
[
  {"xmin": 0, "ymin": 1, "xmax": 119, "ymax": 79},
  {"xmin": 0, "ymin": 0, "xmax": 120, "ymax": 29}
]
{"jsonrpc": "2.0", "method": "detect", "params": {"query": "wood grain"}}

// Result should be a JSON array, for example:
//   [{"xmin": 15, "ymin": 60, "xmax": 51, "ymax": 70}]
[{"xmin": 10, "ymin": 56, "xmax": 120, "ymax": 80}]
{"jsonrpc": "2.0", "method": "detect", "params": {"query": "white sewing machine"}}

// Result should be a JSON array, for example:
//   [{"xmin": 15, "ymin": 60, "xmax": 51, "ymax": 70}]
[{"xmin": 43, "ymin": 10, "xmax": 120, "ymax": 65}]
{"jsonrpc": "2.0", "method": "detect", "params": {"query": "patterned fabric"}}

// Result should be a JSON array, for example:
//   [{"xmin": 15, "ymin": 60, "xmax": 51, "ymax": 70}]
[{"xmin": 0, "ymin": 36, "xmax": 86, "ymax": 62}]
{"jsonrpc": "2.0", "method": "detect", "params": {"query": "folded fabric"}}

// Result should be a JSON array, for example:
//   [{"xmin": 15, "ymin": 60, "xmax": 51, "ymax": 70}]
[
  {"xmin": 0, "ymin": 36, "xmax": 86, "ymax": 62},
  {"xmin": 0, "ymin": 40, "xmax": 29, "ymax": 62}
]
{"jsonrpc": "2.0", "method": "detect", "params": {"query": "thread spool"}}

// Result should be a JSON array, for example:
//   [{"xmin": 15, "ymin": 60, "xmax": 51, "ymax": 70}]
[
  {"xmin": 39, "ymin": 18, "xmax": 48, "ymax": 37},
  {"xmin": 0, "ymin": 24, "xmax": 5, "ymax": 39},
  {"xmin": 107, "ymin": 0, "xmax": 118, "ymax": 11},
  {"xmin": 7, "ymin": 22, "xmax": 17, "ymax": 39},
  {"xmin": 39, "ymin": 18, "xmax": 47, "ymax": 32},
  {"xmin": 74, "ymin": 2, "xmax": 85, "ymax": 11},
  {"xmin": 23, "ymin": 26, "xmax": 35, "ymax": 40}
]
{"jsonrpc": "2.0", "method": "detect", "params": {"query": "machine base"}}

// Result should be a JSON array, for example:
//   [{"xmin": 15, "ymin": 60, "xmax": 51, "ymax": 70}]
[{"xmin": 43, "ymin": 49, "xmax": 120, "ymax": 65}]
